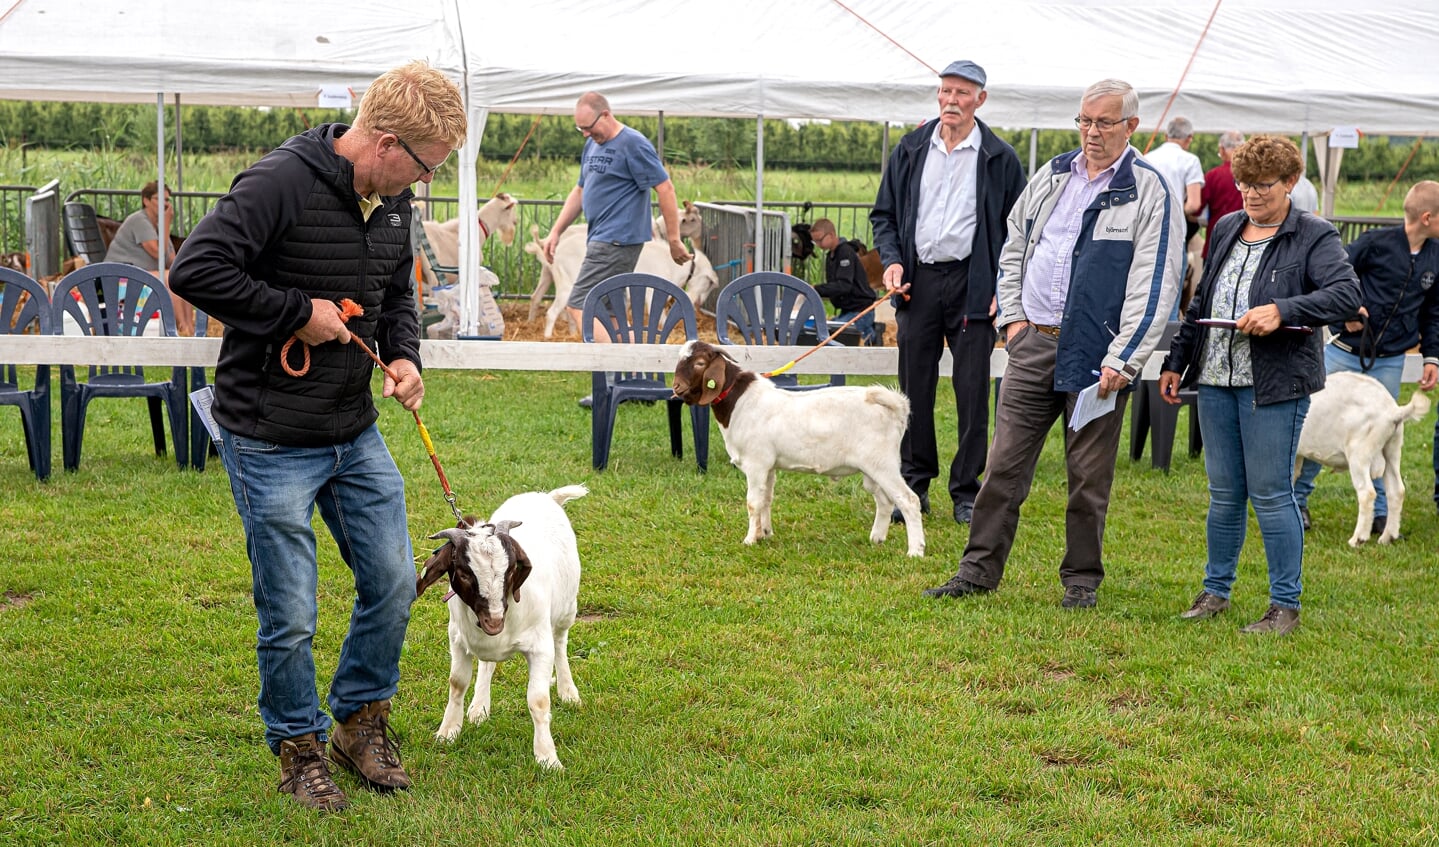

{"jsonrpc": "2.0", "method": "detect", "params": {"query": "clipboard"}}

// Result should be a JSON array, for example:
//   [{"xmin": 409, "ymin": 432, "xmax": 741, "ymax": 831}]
[{"xmin": 1197, "ymin": 318, "xmax": 1314, "ymax": 335}]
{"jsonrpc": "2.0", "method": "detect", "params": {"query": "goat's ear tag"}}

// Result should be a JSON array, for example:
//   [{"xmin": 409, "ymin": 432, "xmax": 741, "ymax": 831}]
[{"xmin": 706, "ymin": 378, "xmax": 717, "ymax": 389}]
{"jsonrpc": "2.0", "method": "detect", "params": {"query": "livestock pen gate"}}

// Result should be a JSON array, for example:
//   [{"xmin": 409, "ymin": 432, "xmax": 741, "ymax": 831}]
[{"xmin": 691, "ymin": 202, "xmax": 791, "ymax": 314}]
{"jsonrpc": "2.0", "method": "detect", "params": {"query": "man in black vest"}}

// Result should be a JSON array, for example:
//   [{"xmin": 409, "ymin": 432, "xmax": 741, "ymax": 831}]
[
  {"xmin": 171, "ymin": 61, "xmax": 467, "ymax": 813},
  {"xmin": 871, "ymin": 60, "xmax": 1025, "ymax": 525}
]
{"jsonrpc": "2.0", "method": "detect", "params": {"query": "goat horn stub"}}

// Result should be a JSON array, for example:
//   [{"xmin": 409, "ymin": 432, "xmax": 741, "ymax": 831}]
[
  {"xmin": 492, "ymin": 519, "xmax": 524, "ymax": 535},
  {"xmin": 428, "ymin": 527, "xmax": 469, "ymax": 543}
]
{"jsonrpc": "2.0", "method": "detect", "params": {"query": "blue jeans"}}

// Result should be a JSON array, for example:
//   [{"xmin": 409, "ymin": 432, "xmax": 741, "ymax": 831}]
[
  {"xmin": 834, "ymin": 309, "xmax": 879, "ymax": 346},
  {"xmin": 216, "ymin": 423, "xmax": 415, "ymax": 753},
  {"xmin": 1293, "ymin": 344, "xmax": 1405, "ymax": 515},
  {"xmin": 1197, "ymin": 385, "xmax": 1310, "ymax": 609}
]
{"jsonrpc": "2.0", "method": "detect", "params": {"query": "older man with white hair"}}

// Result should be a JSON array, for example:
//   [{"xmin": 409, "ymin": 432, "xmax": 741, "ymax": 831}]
[{"xmin": 923, "ymin": 79, "xmax": 1183, "ymax": 609}]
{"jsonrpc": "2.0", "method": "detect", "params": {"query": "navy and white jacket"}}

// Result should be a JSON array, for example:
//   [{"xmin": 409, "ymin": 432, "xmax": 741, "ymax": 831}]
[
  {"xmin": 171, "ymin": 124, "xmax": 421, "ymax": 446},
  {"xmin": 996, "ymin": 147, "xmax": 1184, "ymax": 392}
]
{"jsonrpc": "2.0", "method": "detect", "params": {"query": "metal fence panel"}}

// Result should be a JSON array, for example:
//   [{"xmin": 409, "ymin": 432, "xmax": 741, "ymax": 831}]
[
  {"xmin": 1, "ymin": 184, "xmax": 39, "ymax": 256},
  {"xmin": 692, "ymin": 202, "xmax": 791, "ymax": 312},
  {"xmin": 24, "ymin": 180, "xmax": 60, "ymax": 279}
]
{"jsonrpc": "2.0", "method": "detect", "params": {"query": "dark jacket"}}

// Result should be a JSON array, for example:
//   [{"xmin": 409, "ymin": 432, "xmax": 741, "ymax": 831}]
[
  {"xmin": 815, "ymin": 240, "xmax": 876, "ymax": 313},
  {"xmin": 870, "ymin": 116, "xmax": 1024, "ymax": 320},
  {"xmin": 1163, "ymin": 206, "xmax": 1362, "ymax": 405},
  {"xmin": 1332, "ymin": 225, "xmax": 1439, "ymax": 360},
  {"xmin": 171, "ymin": 124, "xmax": 421, "ymax": 446}
]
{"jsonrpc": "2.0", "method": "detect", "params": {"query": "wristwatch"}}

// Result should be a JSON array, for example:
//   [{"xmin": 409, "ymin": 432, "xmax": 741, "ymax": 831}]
[{"xmin": 1120, "ymin": 363, "xmax": 1140, "ymax": 381}]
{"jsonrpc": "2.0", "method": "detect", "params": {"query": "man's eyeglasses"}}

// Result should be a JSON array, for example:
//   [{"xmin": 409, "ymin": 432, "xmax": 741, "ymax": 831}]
[
  {"xmin": 1234, "ymin": 179, "xmax": 1282, "ymax": 196},
  {"xmin": 385, "ymin": 131, "xmax": 446, "ymax": 177},
  {"xmin": 1074, "ymin": 116, "xmax": 1128, "ymax": 131},
  {"xmin": 575, "ymin": 110, "xmax": 607, "ymax": 134}
]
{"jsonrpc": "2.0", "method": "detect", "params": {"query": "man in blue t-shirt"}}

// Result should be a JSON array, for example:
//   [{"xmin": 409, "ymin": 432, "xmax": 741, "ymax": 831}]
[{"xmin": 540, "ymin": 91, "xmax": 690, "ymax": 338}]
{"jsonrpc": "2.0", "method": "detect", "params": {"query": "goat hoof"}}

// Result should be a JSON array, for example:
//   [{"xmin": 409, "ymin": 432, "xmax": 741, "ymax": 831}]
[
  {"xmin": 435, "ymin": 725, "xmax": 461, "ymax": 742},
  {"xmin": 537, "ymin": 757, "xmax": 564, "ymax": 771},
  {"xmin": 467, "ymin": 708, "xmax": 490, "ymax": 725}
]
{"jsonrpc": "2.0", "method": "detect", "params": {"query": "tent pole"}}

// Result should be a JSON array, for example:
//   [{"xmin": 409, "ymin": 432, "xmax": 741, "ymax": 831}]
[
  {"xmin": 1029, "ymin": 128, "xmax": 1039, "ymax": 179},
  {"xmin": 657, "ymin": 110, "xmax": 665, "ymax": 161},
  {"xmin": 754, "ymin": 114, "xmax": 764, "ymax": 273},
  {"xmin": 881, "ymin": 122, "xmax": 890, "ymax": 178},
  {"xmin": 457, "ymin": 106, "xmax": 488, "ymax": 338},
  {"xmin": 174, "ymin": 94, "xmax": 184, "ymax": 232},
  {"xmin": 156, "ymin": 93, "xmax": 166, "ymax": 281}
]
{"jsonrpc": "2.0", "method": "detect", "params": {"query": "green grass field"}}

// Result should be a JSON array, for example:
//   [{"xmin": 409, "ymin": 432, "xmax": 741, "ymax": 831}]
[{"xmin": 1, "ymin": 367, "xmax": 1436, "ymax": 845}]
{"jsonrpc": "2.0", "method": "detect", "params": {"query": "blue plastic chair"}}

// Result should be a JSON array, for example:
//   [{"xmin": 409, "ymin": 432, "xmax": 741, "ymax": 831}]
[
  {"xmin": 50, "ymin": 262, "xmax": 189, "ymax": 471},
  {"xmin": 713, "ymin": 271, "xmax": 846, "ymax": 391},
  {"xmin": 581, "ymin": 272, "xmax": 708, "ymax": 472},
  {"xmin": 62, "ymin": 201, "xmax": 108, "ymax": 265},
  {"xmin": 0, "ymin": 268, "xmax": 53, "ymax": 480}
]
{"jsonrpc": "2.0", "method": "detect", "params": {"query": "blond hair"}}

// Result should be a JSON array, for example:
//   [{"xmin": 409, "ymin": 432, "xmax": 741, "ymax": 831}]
[
  {"xmin": 355, "ymin": 60, "xmax": 467, "ymax": 150},
  {"xmin": 1403, "ymin": 181, "xmax": 1439, "ymax": 222}
]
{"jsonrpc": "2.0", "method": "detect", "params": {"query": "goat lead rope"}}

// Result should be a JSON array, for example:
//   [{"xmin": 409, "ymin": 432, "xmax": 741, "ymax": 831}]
[
  {"xmin": 763, "ymin": 292, "xmax": 902, "ymax": 379},
  {"xmin": 282, "ymin": 298, "xmax": 464, "ymax": 521}
]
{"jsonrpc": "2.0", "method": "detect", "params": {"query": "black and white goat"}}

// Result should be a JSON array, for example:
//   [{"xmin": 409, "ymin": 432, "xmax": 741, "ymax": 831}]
[
  {"xmin": 417, "ymin": 484, "xmax": 587, "ymax": 769},
  {"xmin": 673, "ymin": 340, "xmax": 924, "ymax": 556}
]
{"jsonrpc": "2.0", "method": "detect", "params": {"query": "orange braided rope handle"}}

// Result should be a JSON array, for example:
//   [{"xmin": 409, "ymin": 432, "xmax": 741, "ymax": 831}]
[{"xmin": 280, "ymin": 298, "xmax": 366, "ymax": 377}]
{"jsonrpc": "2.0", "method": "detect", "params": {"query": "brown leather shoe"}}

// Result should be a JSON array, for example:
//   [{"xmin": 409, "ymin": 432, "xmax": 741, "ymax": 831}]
[
  {"xmin": 330, "ymin": 701, "xmax": 412, "ymax": 791},
  {"xmin": 1240, "ymin": 604, "xmax": 1300, "ymax": 635},
  {"xmin": 277, "ymin": 733, "xmax": 350, "ymax": 812}
]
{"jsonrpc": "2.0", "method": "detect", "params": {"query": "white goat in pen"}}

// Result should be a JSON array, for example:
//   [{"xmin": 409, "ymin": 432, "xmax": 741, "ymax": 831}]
[
  {"xmin": 415, "ymin": 192, "xmax": 520, "ymax": 290},
  {"xmin": 1294, "ymin": 372, "xmax": 1431, "ymax": 547},
  {"xmin": 416, "ymin": 484, "xmax": 587, "ymax": 769},
  {"xmin": 524, "ymin": 230, "xmax": 719, "ymax": 338},
  {"xmin": 672, "ymin": 340, "xmax": 925, "ymax": 556},
  {"xmin": 525, "ymin": 200, "xmax": 707, "ymax": 334}
]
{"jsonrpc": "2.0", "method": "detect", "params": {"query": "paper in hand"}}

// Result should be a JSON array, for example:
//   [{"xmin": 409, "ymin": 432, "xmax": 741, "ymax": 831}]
[{"xmin": 1069, "ymin": 381, "xmax": 1117, "ymax": 432}]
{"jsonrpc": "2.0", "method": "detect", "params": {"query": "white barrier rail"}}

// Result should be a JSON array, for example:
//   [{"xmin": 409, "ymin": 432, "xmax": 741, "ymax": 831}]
[
  {"xmin": 0, "ymin": 337, "xmax": 979, "ymax": 377},
  {"xmin": 0, "ymin": 336, "xmax": 1428, "ymax": 381}
]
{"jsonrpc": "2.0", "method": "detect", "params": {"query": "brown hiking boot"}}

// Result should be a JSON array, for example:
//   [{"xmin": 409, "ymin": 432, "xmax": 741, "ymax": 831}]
[
  {"xmin": 277, "ymin": 733, "xmax": 350, "ymax": 812},
  {"xmin": 330, "ymin": 700, "xmax": 412, "ymax": 791},
  {"xmin": 1240, "ymin": 604, "xmax": 1300, "ymax": 635},
  {"xmin": 1180, "ymin": 591, "xmax": 1230, "ymax": 620}
]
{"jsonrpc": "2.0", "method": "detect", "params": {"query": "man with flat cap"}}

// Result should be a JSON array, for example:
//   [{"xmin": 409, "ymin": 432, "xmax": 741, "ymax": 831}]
[{"xmin": 871, "ymin": 59, "xmax": 1025, "ymax": 526}]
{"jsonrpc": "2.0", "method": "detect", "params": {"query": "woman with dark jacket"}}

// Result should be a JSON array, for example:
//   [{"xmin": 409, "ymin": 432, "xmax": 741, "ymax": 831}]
[{"xmin": 1158, "ymin": 135, "xmax": 1361, "ymax": 636}]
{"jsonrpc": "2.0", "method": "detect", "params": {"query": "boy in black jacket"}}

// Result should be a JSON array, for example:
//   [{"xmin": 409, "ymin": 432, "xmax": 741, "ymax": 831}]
[{"xmin": 810, "ymin": 218, "xmax": 878, "ymax": 345}]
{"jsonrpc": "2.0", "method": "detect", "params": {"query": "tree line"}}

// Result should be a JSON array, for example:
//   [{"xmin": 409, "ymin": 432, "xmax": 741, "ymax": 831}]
[{"xmin": 1, "ymin": 101, "xmax": 1434, "ymax": 180}]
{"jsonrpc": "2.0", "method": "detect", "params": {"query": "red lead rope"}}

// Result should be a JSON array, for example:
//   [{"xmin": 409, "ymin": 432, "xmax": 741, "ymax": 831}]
[{"xmin": 281, "ymin": 298, "xmax": 464, "ymax": 521}]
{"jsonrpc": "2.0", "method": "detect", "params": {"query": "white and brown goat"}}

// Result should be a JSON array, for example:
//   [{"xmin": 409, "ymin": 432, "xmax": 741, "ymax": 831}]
[
  {"xmin": 673, "ymin": 340, "xmax": 924, "ymax": 556},
  {"xmin": 417, "ymin": 484, "xmax": 587, "ymax": 769}
]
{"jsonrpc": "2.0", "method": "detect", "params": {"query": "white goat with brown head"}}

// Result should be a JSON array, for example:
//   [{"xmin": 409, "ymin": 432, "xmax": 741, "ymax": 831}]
[
  {"xmin": 673, "ymin": 340, "xmax": 924, "ymax": 556},
  {"xmin": 416, "ymin": 484, "xmax": 587, "ymax": 769}
]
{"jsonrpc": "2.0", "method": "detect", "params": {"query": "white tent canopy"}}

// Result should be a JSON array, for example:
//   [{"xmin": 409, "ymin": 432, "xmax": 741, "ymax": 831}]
[
  {"xmin": 3, "ymin": 0, "xmax": 1437, "ymax": 133},
  {"xmin": 0, "ymin": 1, "xmax": 465, "ymax": 106},
  {"xmin": 459, "ymin": 0, "xmax": 1439, "ymax": 134},
  {"xmin": 4, "ymin": 0, "xmax": 1438, "ymax": 330}
]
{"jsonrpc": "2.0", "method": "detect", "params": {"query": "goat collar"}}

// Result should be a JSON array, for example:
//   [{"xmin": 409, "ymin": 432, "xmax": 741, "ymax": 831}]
[
  {"xmin": 477, "ymin": 218, "xmax": 491, "ymax": 240},
  {"xmin": 713, "ymin": 374, "xmax": 737, "ymax": 403}
]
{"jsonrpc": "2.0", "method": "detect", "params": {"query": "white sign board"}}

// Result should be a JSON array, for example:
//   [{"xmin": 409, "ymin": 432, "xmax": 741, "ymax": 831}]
[
  {"xmin": 1330, "ymin": 126, "xmax": 1361, "ymax": 149},
  {"xmin": 318, "ymin": 85, "xmax": 353, "ymax": 109}
]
